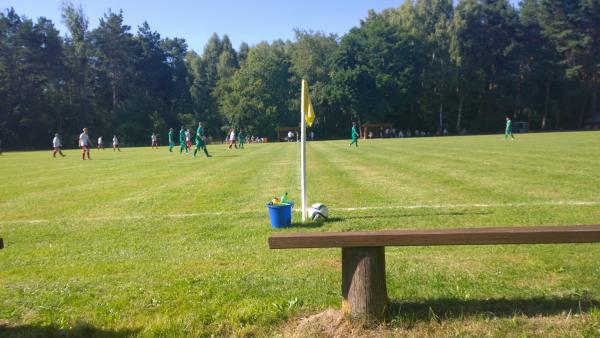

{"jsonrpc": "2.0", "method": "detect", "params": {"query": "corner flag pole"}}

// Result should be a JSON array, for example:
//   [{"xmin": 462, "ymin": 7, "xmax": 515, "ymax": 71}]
[{"xmin": 300, "ymin": 80, "xmax": 307, "ymax": 222}]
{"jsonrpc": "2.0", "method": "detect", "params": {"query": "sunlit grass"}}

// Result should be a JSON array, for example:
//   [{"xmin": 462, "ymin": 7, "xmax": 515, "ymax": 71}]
[{"xmin": 1, "ymin": 131, "xmax": 599, "ymax": 336}]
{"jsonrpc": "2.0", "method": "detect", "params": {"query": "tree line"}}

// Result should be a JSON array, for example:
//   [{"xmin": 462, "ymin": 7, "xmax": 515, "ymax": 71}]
[{"xmin": 1, "ymin": 0, "xmax": 599, "ymax": 149}]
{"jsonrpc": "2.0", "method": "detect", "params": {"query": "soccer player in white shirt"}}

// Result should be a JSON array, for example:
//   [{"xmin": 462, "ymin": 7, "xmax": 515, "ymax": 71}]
[
  {"xmin": 185, "ymin": 129, "xmax": 191, "ymax": 152},
  {"xmin": 112, "ymin": 135, "xmax": 121, "ymax": 152},
  {"xmin": 228, "ymin": 128, "xmax": 237, "ymax": 149},
  {"xmin": 97, "ymin": 136, "xmax": 104, "ymax": 150},
  {"xmin": 151, "ymin": 133, "xmax": 158, "ymax": 149},
  {"xmin": 52, "ymin": 133, "xmax": 66, "ymax": 157},
  {"xmin": 79, "ymin": 128, "xmax": 92, "ymax": 160}
]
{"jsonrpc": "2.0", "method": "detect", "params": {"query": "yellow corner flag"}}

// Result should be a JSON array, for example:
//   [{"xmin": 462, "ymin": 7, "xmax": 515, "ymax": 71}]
[{"xmin": 301, "ymin": 79, "xmax": 315, "ymax": 127}]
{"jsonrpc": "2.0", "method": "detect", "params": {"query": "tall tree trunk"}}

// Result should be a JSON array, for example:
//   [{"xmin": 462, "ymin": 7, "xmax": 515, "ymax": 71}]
[
  {"xmin": 439, "ymin": 103, "xmax": 443, "ymax": 129},
  {"xmin": 68, "ymin": 81, "xmax": 73, "ymax": 105},
  {"xmin": 515, "ymin": 72, "xmax": 521, "ymax": 120},
  {"xmin": 76, "ymin": 54, "xmax": 88, "ymax": 124},
  {"xmin": 578, "ymin": 79, "xmax": 589, "ymax": 128},
  {"xmin": 555, "ymin": 106, "xmax": 561, "ymax": 130},
  {"xmin": 477, "ymin": 91, "xmax": 483, "ymax": 130},
  {"xmin": 456, "ymin": 89, "xmax": 463, "ymax": 132},
  {"xmin": 590, "ymin": 75, "xmax": 598, "ymax": 122},
  {"xmin": 541, "ymin": 80, "xmax": 549, "ymax": 130},
  {"xmin": 112, "ymin": 84, "xmax": 118, "ymax": 109},
  {"xmin": 82, "ymin": 58, "xmax": 88, "ymax": 121}
]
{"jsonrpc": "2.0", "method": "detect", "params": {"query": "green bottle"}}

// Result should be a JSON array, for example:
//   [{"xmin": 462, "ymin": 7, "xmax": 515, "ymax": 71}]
[{"xmin": 281, "ymin": 192, "xmax": 289, "ymax": 204}]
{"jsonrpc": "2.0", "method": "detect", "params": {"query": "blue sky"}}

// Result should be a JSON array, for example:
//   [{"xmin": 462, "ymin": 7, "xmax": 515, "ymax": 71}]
[{"xmin": 4, "ymin": 0, "xmax": 520, "ymax": 52}]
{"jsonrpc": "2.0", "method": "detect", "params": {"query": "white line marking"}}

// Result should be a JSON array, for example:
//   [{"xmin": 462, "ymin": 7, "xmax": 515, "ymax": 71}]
[
  {"xmin": 334, "ymin": 200, "xmax": 600, "ymax": 211},
  {"xmin": 3, "ymin": 219, "xmax": 49, "ymax": 224},
  {"xmin": 2, "ymin": 200, "xmax": 599, "ymax": 225}
]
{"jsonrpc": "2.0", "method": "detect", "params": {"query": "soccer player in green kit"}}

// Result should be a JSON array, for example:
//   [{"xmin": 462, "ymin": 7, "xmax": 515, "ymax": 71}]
[
  {"xmin": 238, "ymin": 129, "xmax": 245, "ymax": 149},
  {"xmin": 194, "ymin": 121, "xmax": 211, "ymax": 158},
  {"xmin": 168, "ymin": 128, "xmax": 174, "ymax": 152},
  {"xmin": 505, "ymin": 116, "xmax": 515, "ymax": 140},
  {"xmin": 179, "ymin": 127, "xmax": 187, "ymax": 154},
  {"xmin": 350, "ymin": 121, "xmax": 360, "ymax": 147}
]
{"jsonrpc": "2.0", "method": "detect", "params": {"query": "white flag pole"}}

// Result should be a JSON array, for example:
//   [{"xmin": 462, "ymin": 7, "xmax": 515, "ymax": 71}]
[{"xmin": 300, "ymin": 80, "xmax": 307, "ymax": 222}]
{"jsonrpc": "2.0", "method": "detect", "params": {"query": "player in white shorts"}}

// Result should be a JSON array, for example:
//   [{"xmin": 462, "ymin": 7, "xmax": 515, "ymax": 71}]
[
  {"xmin": 112, "ymin": 135, "xmax": 121, "ymax": 152},
  {"xmin": 151, "ymin": 133, "xmax": 158, "ymax": 149},
  {"xmin": 79, "ymin": 128, "xmax": 92, "ymax": 160},
  {"xmin": 97, "ymin": 136, "xmax": 104, "ymax": 150},
  {"xmin": 228, "ymin": 128, "xmax": 237, "ymax": 149},
  {"xmin": 52, "ymin": 133, "xmax": 66, "ymax": 157}
]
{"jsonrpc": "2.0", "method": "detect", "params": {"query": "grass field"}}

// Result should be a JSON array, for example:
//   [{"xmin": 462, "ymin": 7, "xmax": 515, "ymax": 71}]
[{"xmin": 1, "ymin": 131, "xmax": 600, "ymax": 337}]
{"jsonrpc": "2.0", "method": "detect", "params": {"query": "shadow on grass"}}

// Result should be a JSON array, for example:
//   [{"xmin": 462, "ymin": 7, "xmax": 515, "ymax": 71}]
[
  {"xmin": 350, "ymin": 211, "xmax": 490, "ymax": 220},
  {"xmin": 386, "ymin": 296, "xmax": 600, "ymax": 322},
  {"xmin": 290, "ymin": 221, "xmax": 326, "ymax": 228},
  {"xmin": 0, "ymin": 322, "xmax": 140, "ymax": 338},
  {"xmin": 283, "ymin": 210, "xmax": 490, "ymax": 228},
  {"xmin": 281, "ymin": 210, "xmax": 490, "ymax": 229},
  {"xmin": 318, "ymin": 211, "xmax": 491, "ymax": 224}
]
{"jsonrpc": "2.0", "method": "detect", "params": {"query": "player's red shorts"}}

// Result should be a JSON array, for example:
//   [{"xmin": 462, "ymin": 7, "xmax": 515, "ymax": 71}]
[{"xmin": 81, "ymin": 145, "xmax": 89, "ymax": 153}]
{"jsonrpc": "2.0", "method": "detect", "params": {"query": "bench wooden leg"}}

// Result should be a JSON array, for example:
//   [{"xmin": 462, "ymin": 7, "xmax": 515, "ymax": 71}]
[
  {"xmin": 341, "ymin": 246, "xmax": 387, "ymax": 319},
  {"xmin": 0, "ymin": 238, "xmax": 3, "ymax": 249}
]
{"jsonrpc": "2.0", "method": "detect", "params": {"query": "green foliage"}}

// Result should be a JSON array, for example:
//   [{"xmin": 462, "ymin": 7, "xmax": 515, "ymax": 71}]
[
  {"xmin": 1, "ymin": 1, "xmax": 600, "ymax": 149},
  {"xmin": 538, "ymin": 0, "xmax": 600, "ymax": 126},
  {"xmin": 290, "ymin": 30, "xmax": 339, "ymax": 134},
  {"xmin": 329, "ymin": 11, "xmax": 424, "ymax": 128},
  {"xmin": 176, "ymin": 113, "xmax": 196, "ymax": 129},
  {"xmin": 451, "ymin": 0, "xmax": 521, "ymax": 130},
  {"xmin": 149, "ymin": 111, "xmax": 166, "ymax": 133},
  {"xmin": 218, "ymin": 41, "xmax": 294, "ymax": 136}
]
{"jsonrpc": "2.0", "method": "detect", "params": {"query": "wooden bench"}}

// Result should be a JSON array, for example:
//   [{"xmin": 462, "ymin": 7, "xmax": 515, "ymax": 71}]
[{"xmin": 268, "ymin": 225, "xmax": 600, "ymax": 319}]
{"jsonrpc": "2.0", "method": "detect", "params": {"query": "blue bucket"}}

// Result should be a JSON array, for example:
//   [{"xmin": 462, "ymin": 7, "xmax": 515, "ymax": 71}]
[{"xmin": 267, "ymin": 202, "xmax": 293, "ymax": 228}]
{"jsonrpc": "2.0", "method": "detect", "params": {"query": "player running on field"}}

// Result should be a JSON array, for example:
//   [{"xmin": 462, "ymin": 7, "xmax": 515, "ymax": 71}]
[
  {"xmin": 97, "ymin": 136, "xmax": 104, "ymax": 150},
  {"xmin": 168, "ymin": 128, "xmax": 174, "ymax": 152},
  {"xmin": 185, "ymin": 129, "xmax": 192, "ymax": 152},
  {"xmin": 350, "ymin": 121, "xmax": 360, "ymax": 147},
  {"xmin": 179, "ymin": 127, "xmax": 187, "ymax": 154},
  {"xmin": 52, "ymin": 133, "xmax": 66, "ymax": 157},
  {"xmin": 112, "ymin": 135, "xmax": 121, "ymax": 152},
  {"xmin": 151, "ymin": 133, "xmax": 158, "ymax": 149},
  {"xmin": 505, "ymin": 116, "xmax": 515, "ymax": 140},
  {"xmin": 228, "ymin": 128, "xmax": 237, "ymax": 149},
  {"xmin": 194, "ymin": 122, "xmax": 211, "ymax": 158},
  {"xmin": 79, "ymin": 128, "xmax": 92, "ymax": 160}
]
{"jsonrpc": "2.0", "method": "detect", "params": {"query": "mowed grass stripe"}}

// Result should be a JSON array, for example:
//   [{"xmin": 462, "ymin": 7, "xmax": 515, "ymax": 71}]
[
  {"xmin": 318, "ymin": 139, "xmax": 515, "ymax": 206},
  {"xmin": 98, "ymin": 144, "xmax": 280, "ymax": 216},
  {"xmin": 2, "ymin": 200, "xmax": 600, "ymax": 226},
  {"xmin": 361, "ymin": 144, "xmax": 566, "ymax": 203},
  {"xmin": 0, "ymin": 144, "xmax": 279, "ymax": 221},
  {"xmin": 306, "ymin": 141, "xmax": 386, "ymax": 207},
  {"xmin": 334, "ymin": 134, "xmax": 599, "ymax": 203},
  {"xmin": 395, "ymin": 139, "xmax": 600, "ymax": 198}
]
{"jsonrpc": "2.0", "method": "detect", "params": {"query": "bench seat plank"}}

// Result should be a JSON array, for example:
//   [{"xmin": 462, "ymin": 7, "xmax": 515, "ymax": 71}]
[{"xmin": 269, "ymin": 225, "xmax": 600, "ymax": 249}]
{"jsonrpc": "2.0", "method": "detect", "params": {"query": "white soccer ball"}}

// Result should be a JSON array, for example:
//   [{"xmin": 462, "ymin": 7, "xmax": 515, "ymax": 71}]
[{"xmin": 308, "ymin": 203, "xmax": 329, "ymax": 222}]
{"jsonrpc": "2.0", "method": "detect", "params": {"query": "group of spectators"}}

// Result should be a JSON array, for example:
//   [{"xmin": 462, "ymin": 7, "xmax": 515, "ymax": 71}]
[
  {"xmin": 366, "ymin": 127, "xmax": 464, "ymax": 139},
  {"xmin": 283, "ymin": 130, "xmax": 315, "ymax": 142},
  {"xmin": 225, "ymin": 135, "xmax": 267, "ymax": 144}
]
